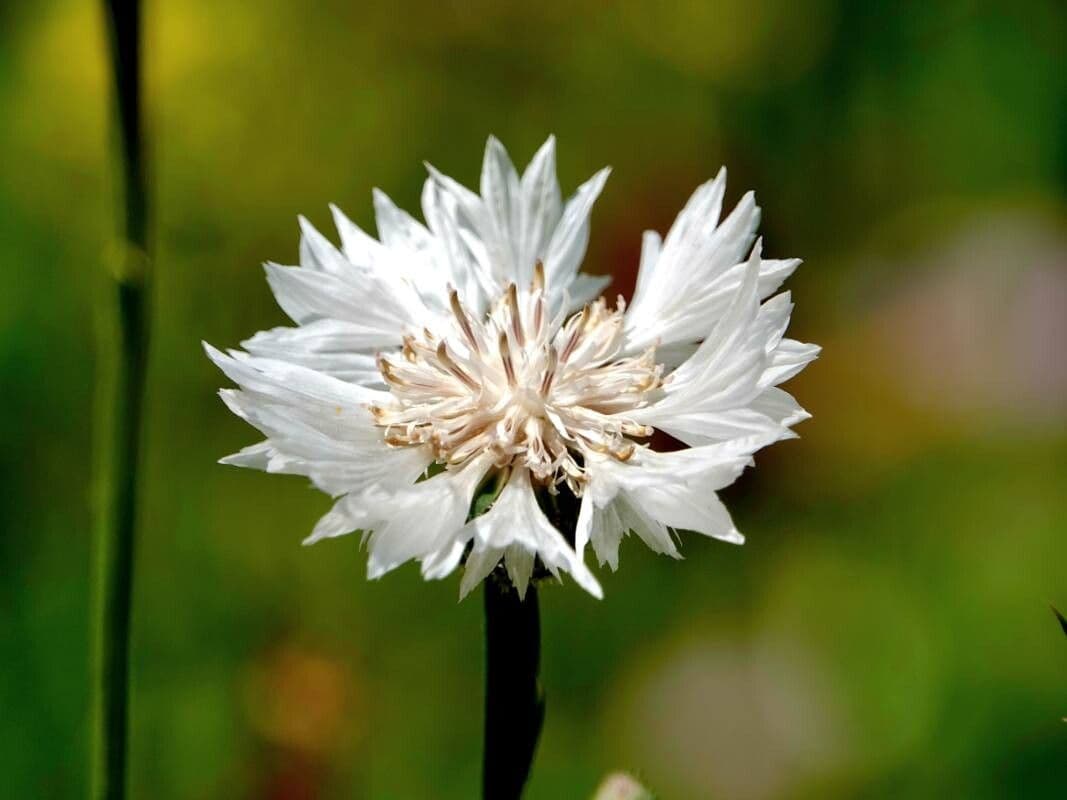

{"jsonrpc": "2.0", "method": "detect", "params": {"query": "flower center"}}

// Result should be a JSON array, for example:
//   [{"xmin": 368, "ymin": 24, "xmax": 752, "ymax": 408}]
[{"xmin": 371, "ymin": 264, "xmax": 663, "ymax": 492}]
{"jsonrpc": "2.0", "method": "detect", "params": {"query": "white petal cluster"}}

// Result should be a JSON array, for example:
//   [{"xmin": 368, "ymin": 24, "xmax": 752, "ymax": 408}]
[{"xmin": 207, "ymin": 136, "xmax": 819, "ymax": 599}]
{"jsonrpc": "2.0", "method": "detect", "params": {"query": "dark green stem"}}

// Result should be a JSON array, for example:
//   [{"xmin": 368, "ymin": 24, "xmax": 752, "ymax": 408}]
[
  {"xmin": 92, "ymin": 2, "xmax": 148, "ymax": 798},
  {"xmin": 482, "ymin": 579, "xmax": 544, "ymax": 800}
]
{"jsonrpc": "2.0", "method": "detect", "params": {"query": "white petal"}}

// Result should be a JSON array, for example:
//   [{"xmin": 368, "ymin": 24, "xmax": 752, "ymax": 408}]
[
  {"xmin": 760, "ymin": 338, "xmax": 821, "ymax": 389},
  {"xmin": 421, "ymin": 179, "xmax": 489, "ymax": 312},
  {"xmin": 459, "ymin": 546, "xmax": 505, "ymax": 600},
  {"xmin": 622, "ymin": 171, "xmax": 802, "ymax": 355},
  {"xmin": 631, "ymin": 229, "xmax": 662, "ymax": 303},
  {"xmin": 298, "ymin": 215, "xmax": 352, "ymax": 275},
  {"xmin": 428, "ymin": 140, "xmax": 611, "ymax": 310},
  {"xmin": 757, "ymin": 291, "xmax": 795, "ymax": 354},
  {"xmin": 421, "ymin": 539, "xmax": 469, "ymax": 581},
  {"xmin": 480, "ymin": 136, "xmax": 523, "ymax": 279},
  {"xmin": 222, "ymin": 427, "xmax": 427, "ymax": 498},
  {"xmin": 627, "ymin": 483, "xmax": 743, "ymax": 545},
  {"xmin": 218, "ymin": 441, "xmax": 273, "ymax": 469},
  {"xmin": 242, "ymin": 320, "xmax": 386, "ymax": 385},
  {"xmin": 368, "ymin": 188, "xmax": 464, "ymax": 315},
  {"xmin": 626, "ymin": 171, "xmax": 728, "ymax": 323},
  {"xmin": 611, "ymin": 491, "xmax": 680, "ymax": 558},
  {"xmin": 636, "ymin": 408, "xmax": 792, "ymax": 446},
  {"xmin": 263, "ymin": 262, "xmax": 418, "ymax": 346},
  {"xmin": 210, "ymin": 362, "xmax": 426, "ymax": 501},
  {"xmin": 208, "ymin": 345, "xmax": 428, "ymax": 497},
  {"xmin": 589, "ymin": 502, "xmax": 625, "ymax": 570},
  {"xmin": 304, "ymin": 459, "xmax": 489, "ymax": 577},
  {"xmin": 630, "ymin": 254, "xmax": 816, "ymax": 447},
  {"xmin": 373, "ymin": 188, "xmax": 433, "ymax": 253},
  {"xmin": 653, "ymin": 341, "xmax": 699, "ymax": 370},
  {"xmin": 575, "ymin": 491, "xmax": 594, "ymax": 556},
  {"xmin": 461, "ymin": 468, "xmax": 602, "ymax": 599},
  {"xmin": 366, "ymin": 462, "xmax": 489, "ymax": 578},
  {"xmin": 624, "ymin": 257, "xmax": 801, "ymax": 354},
  {"xmin": 631, "ymin": 243, "xmax": 769, "ymax": 442},
  {"xmin": 544, "ymin": 167, "xmax": 611, "ymax": 296},
  {"xmin": 205, "ymin": 344, "xmax": 386, "ymax": 409},
  {"xmin": 303, "ymin": 492, "xmax": 373, "ymax": 544},
  {"xmin": 504, "ymin": 544, "xmax": 538, "ymax": 599},
  {"xmin": 581, "ymin": 499, "xmax": 665, "ymax": 569},
  {"xmin": 328, "ymin": 204, "xmax": 380, "ymax": 267},
  {"xmin": 427, "ymin": 159, "xmax": 509, "ymax": 292},
  {"xmin": 757, "ymin": 258, "xmax": 801, "ymax": 298},
  {"xmin": 750, "ymin": 386, "xmax": 811, "ymax": 428},
  {"xmin": 580, "ymin": 435, "xmax": 772, "ymax": 565},
  {"xmin": 516, "ymin": 135, "xmax": 562, "ymax": 279}
]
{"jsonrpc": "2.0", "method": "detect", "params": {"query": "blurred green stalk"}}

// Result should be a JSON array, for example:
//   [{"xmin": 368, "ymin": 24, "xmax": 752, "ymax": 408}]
[
  {"xmin": 483, "ymin": 580, "xmax": 544, "ymax": 799},
  {"xmin": 92, "ymin": 1, "xmax": 148, "ymax": 798}
]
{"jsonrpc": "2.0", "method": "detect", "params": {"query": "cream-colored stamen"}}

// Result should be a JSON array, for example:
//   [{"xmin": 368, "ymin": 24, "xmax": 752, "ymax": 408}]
[{"xmin": 373, "ymin": 279, "xmax": 663, "ymax": 493}]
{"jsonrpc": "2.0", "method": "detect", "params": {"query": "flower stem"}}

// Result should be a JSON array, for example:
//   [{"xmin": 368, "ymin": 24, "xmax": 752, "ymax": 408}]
[
  {"xmin": 92, "ymin": 2, "xmax": 148, "ymax": 798},
  {"xmin": 482, "ymin": 579, "xmax": 544, "ymax": 800}
]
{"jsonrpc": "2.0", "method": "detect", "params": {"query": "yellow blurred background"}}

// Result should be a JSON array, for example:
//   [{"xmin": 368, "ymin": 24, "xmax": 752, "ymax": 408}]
[{"xmin": 1, "ymin": 1, "xmax": 1065, "ymax": 797}]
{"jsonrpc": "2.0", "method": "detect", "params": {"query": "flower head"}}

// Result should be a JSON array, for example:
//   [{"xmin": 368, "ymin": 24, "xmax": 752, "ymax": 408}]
[{"xmin": 207, "ymin": 136, "xmax": 818, "ymax": 599}]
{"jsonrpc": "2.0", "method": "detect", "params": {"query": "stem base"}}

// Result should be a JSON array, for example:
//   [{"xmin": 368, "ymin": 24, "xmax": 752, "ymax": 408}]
[{"xmin": 482, "ymin": 578, "xmax": 544, "ymax": 800}]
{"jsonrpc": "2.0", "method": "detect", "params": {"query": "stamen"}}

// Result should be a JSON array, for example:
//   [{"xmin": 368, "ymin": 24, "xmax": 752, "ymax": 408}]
[
  {"xmin": 498, "ymin": 332, "xmax": 516, "ymax": 387},
  {"xmin": 532, "ymin": 259, "xmax": 545, "ymax": 291},
  {"xmin": 559, "ymin": 306, "xmax": 590, "ymax": 362},
  {"xmin": 506, "ymin": 283, "xmax": 524, "ymax": 347},
  {"xmin": 401, "ymin": 335, "xmax": 418, "ymax": 362},
  {"xmin": 449, "ymin": 289, "xmax": 481, "ymax": 354},
  {"xmin": 620, "ymin": 421, "xmax": 654, "ymax": 438},
  {"xmin": 436, "ymin": 341, "xmax": 478, "ymax": 390},
  {"xmin": 373, "ymin": 282, "xmax": 663, "ymax": 485},
  {"xmin": 540, "ymin": 345, "xmax": 558, "ymax": 395},
  {"xmin": 377, "ymin": 355, "xmax": 403, "ymax": 386},
  {"xmin": 532, "ymin": 294, "xmax": 544, "ymax": 335}
]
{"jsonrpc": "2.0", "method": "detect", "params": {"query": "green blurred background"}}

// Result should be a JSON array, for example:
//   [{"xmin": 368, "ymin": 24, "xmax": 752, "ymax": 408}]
[{"xmin": 2, "ymin": 1, "xmax": 1066, "ymax": 797}]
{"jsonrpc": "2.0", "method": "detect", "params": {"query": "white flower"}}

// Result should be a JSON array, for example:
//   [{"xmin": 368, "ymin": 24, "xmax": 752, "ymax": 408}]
[{"xmin": 206, "ymin": 136, "xmax": 818, "ymax": 599}]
